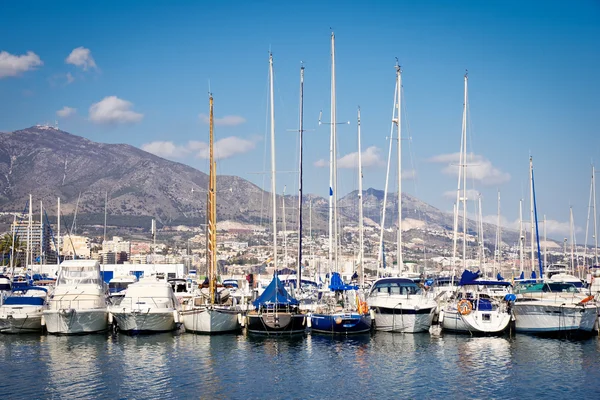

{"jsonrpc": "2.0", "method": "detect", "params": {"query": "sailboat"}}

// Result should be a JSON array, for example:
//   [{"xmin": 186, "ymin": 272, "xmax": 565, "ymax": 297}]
[
  {"xmin": 512, "ymin": 157, "xmax": 598, "ymax": 335},
  {"xmin": 368, "ymin": 62, "xmax": 437, "ymax": 333},
  {"xmin": 180, "ymin": 93, "xmax": 241, "ymax": 334},
  {"xmin": 309, "ymin": 33, "xmax": 371, "ymax": 335},
  {"xmin": 440, "ymin": 73, "xmax": 513, "ymax": 335},
  {"xmin": 246, "ymin": 52, "xmax": 306, "ymax": 335}
]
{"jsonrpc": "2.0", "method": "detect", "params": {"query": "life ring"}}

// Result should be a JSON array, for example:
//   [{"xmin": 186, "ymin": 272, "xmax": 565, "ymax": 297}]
[
  {"xmin": 457, "ymin": 299, "xmax": 473, "ymax": 315},
  {"xmin": 578, "ymin": 295, "xmax": 594, "ymax": 305}
]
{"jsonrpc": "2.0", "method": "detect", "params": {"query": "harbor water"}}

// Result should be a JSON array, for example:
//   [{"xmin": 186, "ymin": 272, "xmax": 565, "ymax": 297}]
[{"xmin": 1, "ymin": 331, "xmax": 600, "ymax": 399}]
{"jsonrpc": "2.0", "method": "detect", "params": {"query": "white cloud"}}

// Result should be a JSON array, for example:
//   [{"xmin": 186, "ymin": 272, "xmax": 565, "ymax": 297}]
[
  {"xmin": 89, "ymin": 96, "xmax": 143, "ymax": 124},
  {"xmin": 66, "ymin": 47, "xmax": 97, "ymax": 70},
  {"xmin": 443, "ymin": 188, "xmax": 481, "ymax": 200},
  {"xmin": 199, "ymin": 113, "xmax": 246, "ymax": 126},
  {"xmin": 56, "ymin": 106, "xmax": 76, "ymax": 118},
  {"xmin": 191, "ymin": 136, "xmax": 255, "ymax": 159},
  {"xmin": 402, "ymin": 169, "xmax": 417, "ymax": 180},
  {"xmin": 0, "ymin": 51, "xmax": 43, "ymax": 78},
  {"xmin": 338, "ymin": 146, "xmax": 385, "ymax": 169},
  {"xmin": 314, "ymin": 158, "xmax": 328, "ymax": 167},
  {"xmin": 66, "ymin": 72, "xmax": 75, "ymax": 84},
  {"xmin": 429, "ymin": 152, "xmax": 510, "ymax": 185},
  {"xmin": 315, "ymin": 146, "xmax": 386, "ymax": 169},
  {"xmin": 141, "ymin": 141, "xmax": 188, "ymax": 158}
]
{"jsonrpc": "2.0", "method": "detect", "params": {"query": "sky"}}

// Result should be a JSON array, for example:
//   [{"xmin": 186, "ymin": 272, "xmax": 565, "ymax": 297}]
[{"xmin": 1, "ymin": 0, "xmax": 599, "ymax": 243}]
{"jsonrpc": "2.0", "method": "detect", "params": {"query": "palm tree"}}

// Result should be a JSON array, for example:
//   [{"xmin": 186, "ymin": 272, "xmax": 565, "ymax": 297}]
[{"xmin": 0, "ymin": 233, "xmax": 24, "ymax": 267}]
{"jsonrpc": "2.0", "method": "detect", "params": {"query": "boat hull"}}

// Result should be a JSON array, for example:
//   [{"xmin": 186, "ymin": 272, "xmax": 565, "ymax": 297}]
[
  {"xmin": 181, "ymin": 306, "xmax": 240, "ymax": 334},
  {"xmin": 246, "ymin": 312, "xmax": 306, "ymax": 335},
  {"xmin": 43, "ymin": 309, "xmax": 108, "ymax": 335},
  {"xmin": 513, "ymin": 302, "xmax": 598, "ymax": 333},
  {"xmin": 310, "ymin": 312, "xmax": 371, "ymax": 334},
  {"xmin": 111, "ymin": 309, "xmax": 177, "ymax": 333},
  {"xmin": 441, "ymin": 308, "xmax": 511, "ymax": 335},
  {"xmin": 0, "ymin": 308, "xmax": 44, "ymax": 333},
  {"xmin": 372, "ymin": 306, "xmax": 435, "ymax": 333}
]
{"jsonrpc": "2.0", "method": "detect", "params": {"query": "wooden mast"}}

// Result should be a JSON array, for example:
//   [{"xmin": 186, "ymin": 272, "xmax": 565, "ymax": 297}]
[{"xmin": 208, "ymin": 93, "xmax": 217, "ymax": 305}]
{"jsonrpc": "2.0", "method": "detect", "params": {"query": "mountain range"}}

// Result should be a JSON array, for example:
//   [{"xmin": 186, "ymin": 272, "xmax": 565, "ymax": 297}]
[{"xmin": 0, "ymin": 125, "xmax": 521, "ymax": 247}]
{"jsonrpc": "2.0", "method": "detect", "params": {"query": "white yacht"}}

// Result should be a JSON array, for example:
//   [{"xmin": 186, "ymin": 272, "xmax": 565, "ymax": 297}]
[
  {"xmin": 43, "ymin": 260, "xmax": 109, "ymax": 335},
  {"xmin": 0, "ymin": 286, "xmax": 49, "ymax": 333},
  {"xmin": 513, "ymin": 281, "xmax": 597, "ymax": 334},
  {"xmin": 109, "ymin": 276, "xmax": 181, "ymax": 333},
  {"xmin": 108, "ymin": 275, "xmax": 137, "ymax": 305},
  {"xmin": 441, "ymin": 273, "xmax": 513, "ymax": 335},
  {"xmin": 368, "ymin": 277, "xmax": 437, "ymax": 333}
]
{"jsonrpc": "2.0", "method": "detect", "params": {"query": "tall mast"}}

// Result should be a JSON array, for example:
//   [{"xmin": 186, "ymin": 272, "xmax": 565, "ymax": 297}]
[
  {"xmin": 103, "ymin": 191, "xmax": 108, "ymax": 242},
  {"xmin": 328, "ymin": 34, "xmax": 335, "ymax": 279},
  {"xmin": 331, "ymin": 32, "xmax": 339, "ymax": 273},
  {"xmin": 297, "ymin": 63, "xmax": 304, "ymax": 289},
  {"xmin": 282, "ymin": 186, "xmax": 287, "ymax": 268},
  {"xmin": 40, "ymin": 200, "xmax": 43, "ymax": 265},
  {"xmin": 26, "ymin": 194, "xmax": 32, "ymax": 268},
  {"xmin": 543, "ymin": 214, "xmax": 547, "ymax": 269},
  {"xmin": 456, "ymin": 73, "xmax": 469, "ymax": 271},
  {"xmin": 269, "ymin": 52, "xmax": 277, "ymax": 271},
  {"xmin": 495, "ymin": 191, "xmax": 501, "ymax": 275},
  {"xmin": 529, "ymin": 156, "xmax": 535, "ymax": 272},
  {"xmin": 207, "ymin": 92, "xmax": 217, "ymax": 304},
  {"xmin": 357, "ymin": 107, "xmax": 364, "ymax": 288},
  {"xmin": 394, "ymin": 61, "xmax": 403, "ymax": 274},
  {"xmin": 57, "ymin": 197, "xmax": 61, "ymax": 264},
  {"xmin": 570, "ymin": 206, "xmax": 575, "ymax": 275},
  {"xmin": 594, "ymin": 165, "xmax": 598, "ymax": 266},
  {"xmin": 519, "ymin": 199, "xmax": 524, "ymax": 274},
  {"xmin": 478, "ymin": 194, "xmax": 485, "ymax": 271},
  {"xmin": 377, "ymin": 68, "xmax": 399, "ymax": 278}
]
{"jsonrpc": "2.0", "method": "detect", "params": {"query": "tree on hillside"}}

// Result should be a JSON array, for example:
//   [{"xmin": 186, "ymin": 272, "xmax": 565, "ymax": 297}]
[{"xmin": 0, "ymin": 233, "xmax": 24, "ymax": 267}]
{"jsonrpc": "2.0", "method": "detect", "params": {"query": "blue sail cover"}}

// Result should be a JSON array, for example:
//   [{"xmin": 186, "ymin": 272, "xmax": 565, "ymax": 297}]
[
  {"xmin": 458, "ymin": 269, "xmax": 481, "ymax": 285},
  {"xmin": 531, "ymin": 270, "xmax": 537, "ymax": 279},
  {"xmin": 328, "ymin": 272, "xmax": 358, "ymax": 291},
  {"xmin": 497, "ymin": 272, "xmax": 505, "ymax": 281},
  {"xmin": 519, "ymin": 271, "xmax": 525, "ymax": 280},
  {"xmin": 252, "ymin": 274, "xmax": 299, "ymax": 307}
]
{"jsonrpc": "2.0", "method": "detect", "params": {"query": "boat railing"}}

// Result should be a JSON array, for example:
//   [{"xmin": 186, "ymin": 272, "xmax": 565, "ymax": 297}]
[
  {"xmin": 116, "ymin": 296, "xmax": 175, "ymax": 310},
  {"xmin": 50, "ymin": 297, "xmax": 106, "ymax": 310}
]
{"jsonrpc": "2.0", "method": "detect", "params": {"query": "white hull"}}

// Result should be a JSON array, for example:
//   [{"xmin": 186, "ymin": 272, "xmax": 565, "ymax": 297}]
[
  {"xmin": 44, "ymin": 308, "xmax": 108, "ymax": 335},
  {"xmin": 0, "ymin": 308, "xmax": 44, "ymax": 333},
  {"xmin": 513, "ymin": 302, "xmax": 598, "ymax": 333},
  {"xmin": 442, "ymin": 308, "xmax": 511, "ymax": 334},
  {"xmin": 112, "ymin": 309, "xmax": 177, "ymax": 333},
  {"xmin": 373, "ymin": 310, "xmax": 435, "ymax": 333},
  {"xmin": 369, "ymin": 294, "xmax": 437, "ymax": 333},
  {"xmin": 181, "ymin": 306, "xmax": 240, "ymax": 334}
]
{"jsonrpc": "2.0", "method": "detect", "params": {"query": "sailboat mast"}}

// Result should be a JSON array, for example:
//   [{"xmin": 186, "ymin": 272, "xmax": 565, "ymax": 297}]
[
  {"xmin": 40, "ymin": 200, "xmax": 43, "ymax": 265},
  {"xmin": 570, "ymin": 206, "xmax": 575, "ymax": 275},
  {"xmin": 328, "ymin": 34, "xmax": 335, "ymax": 279},
  {"xmin": 529, "ymin": 156, "xmax": 535, "ymax": 272},
  {"xmin": 593, "ymin": 165, "xmax": 598, "ymax": 265},
  {"xmin": 395, "ymin": 62, "xmax": 403, "ymax": 273},
  {"xmin": 103, "ymin": 191, "xmax": 108, "ymax": 242},
  {"xmin": 207, "ymin": 92, "xmax": 217, "ymax": 304},
  {"xmin": 519, "ymin": 199, "xmax": 524, "ymax": 274},
  {"xmin": 461, "ymin": 73, "xmax": 468, "ymax": 271},
  {"xmin": 269, "ymin": 53, "xmax": 278, "ymax": 271},
  {"xmin": 495, "ymin": 191, "xmax": 501, "ymax": 275},
  {"xmin": 297, "ymin": 63, "xmax": 304, "ymax": 289},
  {"xmin": 543, "ymin": 214, "xmax": 547, "ymax": 269},
  {"xmin": 377, "ymin": 70, "xmax": 399, "ymax": 278},
  {"xmin": 357, "ymin": 107, "xmax": 364, "ymax": 288},
  {"xmin": 331, "ymin": 32, "xmax": 339, "ymax": 273},
  {"xmin": 57, "ymin": 197, "xmax": 61, "ymax": 264},
  {"xmin": 26, "ymin": 194, "xmax": 32, "ymax": 268}
]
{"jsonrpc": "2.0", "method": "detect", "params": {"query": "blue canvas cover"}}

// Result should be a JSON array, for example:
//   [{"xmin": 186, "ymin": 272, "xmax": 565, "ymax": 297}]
[
  {"xmin": 253, "ymin": 273, "xmax": 299, "ymax": 307},
  {"xmin": 4, "ymin": 296, "xmax": 45, "ymax": 306},
  {"xmin": 497, "ymin": 272, "xmax": 504, "ymax": 281},
  {"xmin": 329, "ymin": 272, "xmax": 358, "ymax": 291},
  {"xmin": 458, "ymin": 269, "xmax": 481, "ymax": 285}
]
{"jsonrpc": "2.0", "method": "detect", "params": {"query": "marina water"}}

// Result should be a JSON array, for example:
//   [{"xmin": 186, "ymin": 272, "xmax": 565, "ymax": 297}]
[{"xmin": 1, "ymin": 332, "xmax": 600, "ymax": 399}]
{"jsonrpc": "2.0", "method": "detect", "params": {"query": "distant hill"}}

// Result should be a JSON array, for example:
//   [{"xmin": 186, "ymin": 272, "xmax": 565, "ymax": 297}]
[{"xmin": 0, "ymin": 125, "xmax": 522, "ymax": 246}]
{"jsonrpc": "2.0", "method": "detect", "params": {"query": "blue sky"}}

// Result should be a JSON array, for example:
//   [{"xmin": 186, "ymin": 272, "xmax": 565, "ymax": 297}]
[{"xmin": 1, "ymin": 0, "xmax": 599, "ymax": 242}]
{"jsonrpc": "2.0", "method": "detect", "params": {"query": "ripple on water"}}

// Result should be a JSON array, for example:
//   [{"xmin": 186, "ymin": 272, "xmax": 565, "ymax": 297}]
[{"xmin": 1, "ymin": 332, "xmax": 600, "ymax": 399}]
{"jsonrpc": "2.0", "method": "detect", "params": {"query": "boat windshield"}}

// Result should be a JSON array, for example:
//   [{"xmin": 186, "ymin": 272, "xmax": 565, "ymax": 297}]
[
  {"xmin": 58, "ymin": 266, "xmax": 101, "ymax": 285},
  {"xmin": 109, "ymin": 282, "xmax": 131, "ymax": 293},
  {"xmin": 371, "ymin": 279, "xmax": 421, "ymax": 296}
]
